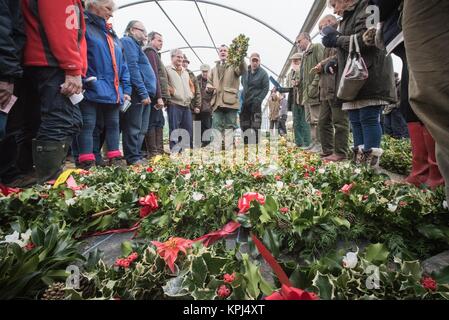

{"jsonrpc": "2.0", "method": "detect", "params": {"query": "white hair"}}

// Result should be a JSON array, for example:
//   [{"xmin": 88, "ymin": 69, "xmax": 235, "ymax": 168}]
[
  {"xmin": 170, "ymin": 48, "xmax": 183, "ymax": 57},
  {"xmin": 85, "ymin": 0, "xmax": 116, "ymax": 11}
]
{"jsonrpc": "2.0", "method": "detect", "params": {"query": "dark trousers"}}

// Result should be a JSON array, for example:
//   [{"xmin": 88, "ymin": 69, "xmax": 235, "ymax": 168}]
[
  {"xmin": 168, "ymin": 104, "xmax": 193, "ymax": 151},
  {"xmin": 1, "ymin": 67, "xmax": 81, "ymax": 183},
  {"xmin": 193, "ymin": 112, "xmax": 212, "ymax": 147},
  {"xmin": 384, "ymin": 108, "xmax": 409, "ymax": 139},
  {"xmin": 278, "ymin": 114, "xmax": 287, "ymax": 136},
  {"xmin": 148, "ymin": 105, "xmax": 165, "ymax": 129},
  {"xmin": 28, "ymin": 67, "xmax": 82, "ymax": 142},
  {"xmin": 0, "ymin": 72, "xmax": 40, "ymax": 183},
  {"xmin": 240, "ymin": 102, "xmax": 262, "ymax": 145}
]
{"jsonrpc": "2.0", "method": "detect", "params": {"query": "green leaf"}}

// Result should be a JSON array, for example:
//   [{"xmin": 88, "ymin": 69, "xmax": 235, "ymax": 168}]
[
  {"xmin": 400, "ymin": 260, "xmax": 422, "ymax": 281},
  {"xmin": 202, "ymin": 253, "xmax": 228, "ymax": 275},
  {"xmin": 190, "ymin": 257, "xmax": 208, "ymax": 287},
  {"xmin": 44, "ymin": 224, "xmax": 59, "ymax": 252},
  {"xmin": 262, "ymin": 229, "xmax": 280, "ymax": 258},
  {"xmin": 259, "ymin": 206, "xmax": 272, "ymax": 224},
  {"xmin": 45, "ymin": 269, "xmax": 70, "ymax": 278},
  {"xmin": 121, "ymin": 241, "xmax": 133, "ymax": 257},
  {"xmin": 331, "ymin": 217, "xmax": 351, "ymax": 229},
  {"xmin": 9, "ymin": 255, "xmax": 39, "ymax": 282},
  {"xmin": 191, "ymin": 287, "xmax": 216, "ymax": 300},
  {"xmin": 264, "ymin": 196, "xmax": 278, "ymax": 214},
  {"xmin": 242, "ymin": 253, "xmax": 260, "ymax": 299},
  {"xmin": 241, "ymin": 253, "xmax": 273, "ymax": 299},
  {"xmin": 364, "ymin": 243, "xmax": 389, "ymax": 264},
  {"xmin": 98, "ymin": 215, "xmax": 113, "ymax": 231},
  {"xmin": 31, "ymin": 227, "xmax": 45, "ymax": 246},
  {"xmin": 312, "ymin": 272, "xmax": 335, "ymax": 300}
]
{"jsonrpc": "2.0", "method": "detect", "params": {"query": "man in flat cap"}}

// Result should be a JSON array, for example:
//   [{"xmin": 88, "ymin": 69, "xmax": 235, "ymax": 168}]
[
  {"xmin": 281, "ymin": 53, "xmax": 311, "ymax": 148},
  {"xmin": 240, "ymin": 52, "xmax": 269, "ymax": 145},
  {"xmin": 182, "ymin": 54, "xmax": 201, "ymax": 148},
  {"xmin": 193, "ymin": 64, "xmax": 213, "ymax": 147}
]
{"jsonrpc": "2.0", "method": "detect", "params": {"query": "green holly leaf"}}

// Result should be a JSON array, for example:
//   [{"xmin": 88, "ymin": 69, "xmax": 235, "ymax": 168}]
[
  {"xmin": 364, "ymin": 243, "xmax": 389, "ymax": 264},
  {"xmin": 312, "ymin": 272, "xmax": 335, "ymax": 300},
  {"xmin": 190, "ymin": 257, "xmax": 208, "ymax": 287},
  {"xmin": 331, "ymin": 217, "xmax": 351, "ymax": 229}
]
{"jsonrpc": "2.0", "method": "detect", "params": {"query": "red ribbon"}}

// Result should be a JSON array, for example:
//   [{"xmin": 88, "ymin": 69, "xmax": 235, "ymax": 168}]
[
  {"xmin": 251, "ymin": 233, "xmax": 292, "ymax": 287},
  {"xmin": 79, "ymin": 220, "xmax": 142, "ymax": 240},
  {"xmin": 194, "ymin": 221, "xmax": 241, "ymax": 247}
]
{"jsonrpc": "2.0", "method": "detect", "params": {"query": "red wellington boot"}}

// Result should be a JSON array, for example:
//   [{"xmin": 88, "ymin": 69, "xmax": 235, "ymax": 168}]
[
  {"xmin": 405, "ymin": 122, "xmax": 429, "ymax": 187},
  {"xmin": 422, "ymin": 126, "xmax": 445, "ymax": 189}
]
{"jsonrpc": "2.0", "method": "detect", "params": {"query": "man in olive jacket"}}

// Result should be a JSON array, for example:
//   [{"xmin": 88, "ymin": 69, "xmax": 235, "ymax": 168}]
[
  {"xmin": 240, "ymin": 53, "xmax": 269, "ymax": 145},
  {"xmin": 207, "ymin": 45, "xmax": 247, "ymax": 146},
  {"xmin": 314, "ymin": 14, "xmax": 350, "ymax": 161},
  {"xmin": 297, "ymin": 32, "xmax": 324, "ymax": 153},
  {"xmin": 277, "ymin": 53, "xmax": 311, "ymax": 148}
]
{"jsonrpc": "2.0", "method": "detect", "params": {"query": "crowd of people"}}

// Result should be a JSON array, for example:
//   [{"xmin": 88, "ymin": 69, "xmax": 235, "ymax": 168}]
[{"xmin": 0, "ymin": 0, "xmax": 448, "ymax": 202}]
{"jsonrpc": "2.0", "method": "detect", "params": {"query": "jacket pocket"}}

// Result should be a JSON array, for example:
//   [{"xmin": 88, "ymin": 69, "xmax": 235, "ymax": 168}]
[
  {"xmin": 223, "ymin": 87, "xmax": 238, "ymax": 105},
  {"xmin": 307, "ymin": 82, "xmax": 319, "ymax": 100}
]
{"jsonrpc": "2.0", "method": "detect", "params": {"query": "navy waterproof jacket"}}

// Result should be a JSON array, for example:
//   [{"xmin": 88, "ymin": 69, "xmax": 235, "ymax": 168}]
[
  {"xmin": 83, "ymin": 12, "xmax": 131, "ymax": 105},
  {"xmin": 121, "ymin": 35, "xmax": 157, "ymax": 101}
]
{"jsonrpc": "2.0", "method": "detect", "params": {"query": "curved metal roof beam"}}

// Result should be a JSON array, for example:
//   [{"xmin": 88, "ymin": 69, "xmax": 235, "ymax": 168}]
[{"xmin": 118, "ymin": 0, "xmax": 295, "ymax": 45}]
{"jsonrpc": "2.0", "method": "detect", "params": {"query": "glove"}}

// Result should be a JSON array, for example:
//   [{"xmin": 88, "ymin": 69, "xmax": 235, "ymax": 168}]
[
  {"xmin": 324, "ymin": 60, "xmax": 338, "ymax": 75},
  {"xmin": 321, "ymin": 26, "xmax": 341, "ymax": 48}
]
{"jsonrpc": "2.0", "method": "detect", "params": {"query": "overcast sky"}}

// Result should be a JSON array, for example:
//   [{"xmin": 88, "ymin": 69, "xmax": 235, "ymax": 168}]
[{"xmin": 112, "ymin": 0, "xmax": 402, "ymax": 81}]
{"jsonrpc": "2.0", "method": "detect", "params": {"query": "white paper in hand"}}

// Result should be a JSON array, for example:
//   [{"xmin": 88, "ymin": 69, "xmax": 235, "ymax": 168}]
[{"xmin": 1, "ymin": 95, "xmax": 17, "ymax": 114}]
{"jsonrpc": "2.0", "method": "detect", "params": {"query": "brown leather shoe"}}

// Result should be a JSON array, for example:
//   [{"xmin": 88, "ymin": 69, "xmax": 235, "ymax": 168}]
[
  {"xmin": 320, "ymin": 152, "xmax": 333, "ymax": 158},
  {"xmin": 323, "ymin": 153, "xmax": 347, "ymax": 162}
]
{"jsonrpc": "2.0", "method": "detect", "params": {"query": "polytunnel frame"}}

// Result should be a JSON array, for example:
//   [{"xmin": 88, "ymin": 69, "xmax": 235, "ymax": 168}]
[{"xmin": 118, "ymin": 0, "xmax": 327, "ymax": 81}]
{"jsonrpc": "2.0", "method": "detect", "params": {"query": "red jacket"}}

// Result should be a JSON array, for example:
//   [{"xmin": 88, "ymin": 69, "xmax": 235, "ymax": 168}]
[{"xmin": 22, "ymin": 0, "xmax": 87, "ymax": 76}]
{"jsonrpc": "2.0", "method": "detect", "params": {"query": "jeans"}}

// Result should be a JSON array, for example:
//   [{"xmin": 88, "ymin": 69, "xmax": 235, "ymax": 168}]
[
  {"xmin": 27, "ymin": 67, "xmax": 82, "ymax": 142},
  {"xmin": 76, "ymin": 100, "xmax": 120, "ymax": 162},
  {"xmin": 167, "ymin": 104, "xmax": 193, "ymax": 151},
  {"xmin": 348, "ymin": 105, "xmax": 382, "ymax": 150},
  {"xmin": 122, "ymin": 94, "xmax": 151, "ymax": 164}
]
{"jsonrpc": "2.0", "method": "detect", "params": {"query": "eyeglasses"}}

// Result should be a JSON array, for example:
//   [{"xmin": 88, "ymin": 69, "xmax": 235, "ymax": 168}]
[{"xmin": 133, "ymin": 27, "xmax": 146, "ymax": 33}]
